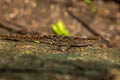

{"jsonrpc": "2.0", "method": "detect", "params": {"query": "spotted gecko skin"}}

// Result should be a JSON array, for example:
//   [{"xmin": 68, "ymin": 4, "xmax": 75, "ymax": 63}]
[{"xmin": 0, "ymin": 34, "xmax": 109, "ymax": 48}]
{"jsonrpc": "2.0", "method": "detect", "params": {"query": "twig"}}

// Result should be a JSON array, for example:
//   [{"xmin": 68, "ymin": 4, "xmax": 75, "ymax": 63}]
[
  {"xmin": 0, "ymin": 17, "xmax": 39, "ymax": 35},
  {"xmin": 66, "ymin": 9, "xmax": 101, "ymax": 36}
]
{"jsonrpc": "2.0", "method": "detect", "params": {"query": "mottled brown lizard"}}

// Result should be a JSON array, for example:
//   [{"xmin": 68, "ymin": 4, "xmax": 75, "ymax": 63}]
[{"xmin": 0, "ymin": 34, "xmax": 109, "ymax": 51}]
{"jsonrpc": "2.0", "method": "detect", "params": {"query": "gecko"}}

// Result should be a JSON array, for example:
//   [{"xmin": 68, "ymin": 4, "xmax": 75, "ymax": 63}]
[{"xmin": 0, "ymin": 34, "xmax": 109, "ymax": 51}]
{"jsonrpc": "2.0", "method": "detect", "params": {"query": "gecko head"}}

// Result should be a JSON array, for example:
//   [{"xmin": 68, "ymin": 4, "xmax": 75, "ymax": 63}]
[{"xmin": 99, "ymin": 37, "xmax": 110, "ymax": 44}]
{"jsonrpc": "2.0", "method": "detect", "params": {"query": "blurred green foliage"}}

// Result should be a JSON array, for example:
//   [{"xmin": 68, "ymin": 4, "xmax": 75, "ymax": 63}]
[{"xmin": 84, "ymin": 0, "xmax": 97, "ymax": 13}]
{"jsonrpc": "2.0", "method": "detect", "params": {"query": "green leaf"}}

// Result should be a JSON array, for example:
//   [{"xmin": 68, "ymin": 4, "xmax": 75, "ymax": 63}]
[
  {"xmin": 24, "ymin": 50, "xmax": 31, "ymax": 55},
  {"xmin": 34, "ymin": 40, "xmax": 40, "ymax": 43},
  {"xmin": 52, "ymin": 21, "xmax": 71, "ymax": 36},
  {"xmin": 57, "ymin": 21, "xmax": 67, "ymax": 32},
  {"xmin": 52, "ymin": 24, "xmax": 62, "ymax": 35}
]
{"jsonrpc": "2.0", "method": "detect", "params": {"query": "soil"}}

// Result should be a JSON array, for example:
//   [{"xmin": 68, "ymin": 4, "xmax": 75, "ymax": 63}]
[
  {"xmin": 0, "ymin": 0, "xmax": 120, "ymax": 47},
  {"xmin": 0, "ymin": 0, "xmax": 120, "ymax": 80}
]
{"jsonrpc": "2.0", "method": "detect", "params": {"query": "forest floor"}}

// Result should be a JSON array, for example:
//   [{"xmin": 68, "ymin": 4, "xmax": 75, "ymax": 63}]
[{"xmin": 0, "ymin": 0, "xmax": 120, "ymax": 80}]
